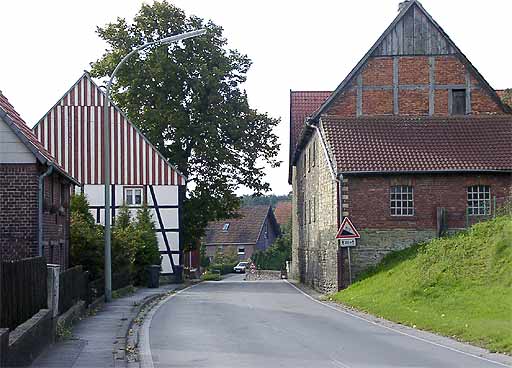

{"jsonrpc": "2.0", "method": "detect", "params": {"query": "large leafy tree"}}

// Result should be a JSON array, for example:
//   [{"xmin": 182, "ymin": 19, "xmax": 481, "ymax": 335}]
[{"xmin": 91, "ymin": 1, "xmax": 280, "ymax": 248}]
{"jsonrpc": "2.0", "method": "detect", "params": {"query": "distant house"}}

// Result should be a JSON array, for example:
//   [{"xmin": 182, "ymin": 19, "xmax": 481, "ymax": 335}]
[
  {"xmin": 33, "ymin": 73, "xmax": 186, "ymax": 275},
  {"xmin": 273, "ymin": 200, "xmax": 292, "ymax": 226},
  {"xmin": 204, "ymin": 205, "xmax": 280, "ymax": 261},
  {"xmin": 0, "ymin": 91, "xmax": 79, "ymax": 267}
]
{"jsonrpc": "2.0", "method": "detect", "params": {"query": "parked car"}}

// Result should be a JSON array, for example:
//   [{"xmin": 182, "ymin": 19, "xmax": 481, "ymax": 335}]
[{"xmin": 234, "ymin": 262, "xmax": 249, "ymax": 273}]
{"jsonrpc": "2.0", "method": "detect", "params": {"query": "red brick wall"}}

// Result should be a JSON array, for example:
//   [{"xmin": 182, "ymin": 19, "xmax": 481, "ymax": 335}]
[
  {"xmin": 362, "ymin": 90, "xmax": 393, "ymax": 115},
  {"xmin": 326, "ymin": 86, "xmax": 356, "ymax": 116},
  {"xmin": 347, "ymin": 173, "xmax": 512, "ymax": 230},
  {"xmin": 399, "ymin": 89, "xmax": 429, "ymax": 115},
  {"xmin": 0, "ymin": 164, "xmax": 71, "ymax": 268},
  {"xmin": 362, "ymin": 58, "xmax": 393, "ymax": 86},
  {"xmin": 399, "ymin": 56, "xmax": 429, "ymax": 85},
  {"xmin": 0, "ymin": 164, "xmax": 39, "ymax": 261},
  {"xmin": 323, "ymin": 55, "xmax": 505, "ymax": 117},
  {"xmin": 435, "ymin": 56, "xmax": 466, "ymax": 85}
]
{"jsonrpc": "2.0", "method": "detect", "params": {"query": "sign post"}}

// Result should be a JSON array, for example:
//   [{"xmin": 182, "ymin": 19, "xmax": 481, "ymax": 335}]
[{"xmin": 335, "ymin": 217, "xmax": 360, "ymax": 285}]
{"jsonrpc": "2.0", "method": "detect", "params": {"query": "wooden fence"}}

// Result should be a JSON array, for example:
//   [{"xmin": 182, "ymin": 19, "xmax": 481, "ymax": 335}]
[
  {"xmin": 58, "ymin": 266, "xmax": 88, "ymax": 314},
  {"xmin": 0, "ymin": 257, "xmax": 48, "ymax": 331}
]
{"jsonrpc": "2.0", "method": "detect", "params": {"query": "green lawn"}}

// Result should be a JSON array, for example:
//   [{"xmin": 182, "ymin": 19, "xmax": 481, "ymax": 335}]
[{"xmin": 332, "ymin": 216, "xmax": 512, "ymax": 354}]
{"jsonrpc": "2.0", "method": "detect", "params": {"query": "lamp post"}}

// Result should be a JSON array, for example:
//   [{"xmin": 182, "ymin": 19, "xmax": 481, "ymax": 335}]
[{"xmin": 103, "ymin": 29, "xmax": 206, "ymax": 302}]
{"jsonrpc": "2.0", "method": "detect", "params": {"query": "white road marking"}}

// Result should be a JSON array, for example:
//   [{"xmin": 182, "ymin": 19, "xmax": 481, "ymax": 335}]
[
  {"xmin": 140, "ymin": 283, "xmax": 201, "ymax": 368},
  {"xmin": 285, "ymin": 280, "xmax": 511, "ymax": 368}
]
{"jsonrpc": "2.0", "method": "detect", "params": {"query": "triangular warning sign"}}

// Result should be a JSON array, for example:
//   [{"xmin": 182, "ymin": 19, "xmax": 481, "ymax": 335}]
[{"xmin": 336, "ymin": 217, "xmax": 360, "ymax": 239}]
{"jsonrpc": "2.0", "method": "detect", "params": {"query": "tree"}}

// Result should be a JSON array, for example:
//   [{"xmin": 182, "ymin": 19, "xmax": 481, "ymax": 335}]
[
  {"xmin": 132, "ymin": 205, "xmax": 161, "ymax": 285},
  {"xmin": 111, "ymin": 205, "xmax": 136, "ymax": 275},
  {"xmin": 69, "ymin": 193, "xmax": 104, "ymax": 280},
  {"xmin": 90, "ymin": 1, "xmax": 280, "ymax": 249}
]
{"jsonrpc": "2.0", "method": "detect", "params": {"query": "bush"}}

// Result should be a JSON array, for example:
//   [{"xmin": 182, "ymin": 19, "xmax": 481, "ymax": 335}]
[
  {"xmin": 70, "ymin": 193, "xmax": 104, "ymax": 280},
  {"xmin": 208, "ymin": 262, "xmax": 238, "ymax": 275},
  {"xmin": 132, "ymin": 205, "xmax": 161, "ymax": 285},
  {"xmin": 112, "ymin": 206, "xmax": 136, "ymax": 276},
  {"xmin": 201, "ymin": 271, "xmax": 221, "ymax": 281},
  {"xmin": 199, "ymin": 243, "xmax": 210, "ymax": 268}
]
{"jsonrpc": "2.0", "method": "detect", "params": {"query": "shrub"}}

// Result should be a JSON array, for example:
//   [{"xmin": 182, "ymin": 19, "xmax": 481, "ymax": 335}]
[
  {"xmin": 70, "ymin": 193, "xmax": 104, "ymax": 280},
  {"xmin": 201, "ymin": 271, "xmax": 221, "ymax": 281},
  {"xmin": 208, "ymin": 262, "xmax": 238, "ymax": 275},
  {"xmin": 199, "ymin": 243, "xmax": 210, "ymax": 268},
  {"xmin": 132, "ymin": 205, "xmax": 161, "ymax": 285},
  {"xmin": 111, "ymin": 206, "xmax": 136, "ymax": 276}
]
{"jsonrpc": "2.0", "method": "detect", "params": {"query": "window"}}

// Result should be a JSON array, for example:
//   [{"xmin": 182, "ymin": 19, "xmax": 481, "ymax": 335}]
[
  {"xmin": 308, "ymin": 146, "xmax": 311, "ymax": 172},
  {"xmin": 467, "ymin": 185, "xmax": 490, "ymax": 215},
  {"xmin": 390, "ymin": 185, "xmax": 414, "ymax": 216},
  {"xmin": 312, "ymin": 141, "xmax": 316, "ymax": 167},
  {"xmin": 452, "ymin": 89, "xmax": 466, "ymax": 115},
  {"xmin": 222, "ymin": 223, "xmax": 230, "ymax": 231},
  {"xmin": 238, "ymin": 247, "xmax": 245, "ymax": 255},
  {"xmin": 124, "ymin": 187, "xmax": 143, "ymax": 206}
]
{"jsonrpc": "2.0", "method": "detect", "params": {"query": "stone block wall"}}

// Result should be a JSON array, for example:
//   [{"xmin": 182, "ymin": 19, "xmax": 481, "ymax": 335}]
[{"xmin": 291, "ymin": 130, "xmax": 339, "ymax": 293}]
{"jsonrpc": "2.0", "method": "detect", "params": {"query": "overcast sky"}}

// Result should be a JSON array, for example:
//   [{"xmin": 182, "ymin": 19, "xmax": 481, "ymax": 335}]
[{"xmin": 1, "ymin": 1, "xmax": 511, "ymax": 195}]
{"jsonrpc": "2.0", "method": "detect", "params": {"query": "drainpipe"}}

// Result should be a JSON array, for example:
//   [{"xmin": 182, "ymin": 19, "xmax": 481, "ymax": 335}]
[{"xmin": 38, "ymin": 166, "xmax": 53, "ymax": 257}]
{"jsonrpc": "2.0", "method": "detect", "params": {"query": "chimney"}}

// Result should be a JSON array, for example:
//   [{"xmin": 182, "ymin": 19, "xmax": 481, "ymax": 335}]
[{"xmin": 398, "ymin": 0, "xmax": 411, "ymax": 12}]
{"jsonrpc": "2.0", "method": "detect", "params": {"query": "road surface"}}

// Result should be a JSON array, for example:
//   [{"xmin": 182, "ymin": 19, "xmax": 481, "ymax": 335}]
[{"xmin": 148, "ymin": 274, "xmax": 510, "ymax": 368}]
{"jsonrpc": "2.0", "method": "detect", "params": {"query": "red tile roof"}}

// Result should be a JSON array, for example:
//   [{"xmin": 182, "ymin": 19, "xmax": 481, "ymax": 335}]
[
  {"xmin": 289, "ymin": 91, "xmax": 331, "ymax": 182},
  {"xmin": 273, "ymin": 201, "xmax": 292, "ymax": 225},
  {"xmin": 322, "ymin": 115, "xmax": 512, "ymax": 173},
  {"xmin": 204, "ymin": 205, "xmax": 277, "ymax": 245},
  {"xmin": 0, "ymin": 92, "xmax": 78, "ymax": 184}
]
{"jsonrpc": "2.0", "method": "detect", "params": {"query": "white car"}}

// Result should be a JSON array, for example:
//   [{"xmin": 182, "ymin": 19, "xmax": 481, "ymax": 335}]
[{"xmin": 233, "ymin": 262, "xmax": 249, "ymax": 273}]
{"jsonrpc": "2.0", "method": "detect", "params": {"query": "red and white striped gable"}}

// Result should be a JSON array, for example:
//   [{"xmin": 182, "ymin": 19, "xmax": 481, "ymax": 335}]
[{"xmin": 33, "ymin": 73, "xmax": 185, "ymax": 186}]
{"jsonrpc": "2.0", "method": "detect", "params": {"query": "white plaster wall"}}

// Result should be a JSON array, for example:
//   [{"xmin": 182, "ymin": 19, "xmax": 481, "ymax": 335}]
[{"xmin": 0, "ymin": 116, "xmax": 36, "ymax": 163}]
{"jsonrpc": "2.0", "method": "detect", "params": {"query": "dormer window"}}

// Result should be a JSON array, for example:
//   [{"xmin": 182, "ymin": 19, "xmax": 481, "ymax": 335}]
[
  {"xmin": 451, "ymin": 89, "xmax": 466, "ymax": 115},
  {"xmin": 222, "ymin": 223, "xmax": 229, "ymax": 231}
]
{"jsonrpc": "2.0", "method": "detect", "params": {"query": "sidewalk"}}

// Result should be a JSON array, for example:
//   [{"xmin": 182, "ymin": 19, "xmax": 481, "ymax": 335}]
[{"xmin": 31, "ymin": 284, "xmax": 180, "ymax": 368}]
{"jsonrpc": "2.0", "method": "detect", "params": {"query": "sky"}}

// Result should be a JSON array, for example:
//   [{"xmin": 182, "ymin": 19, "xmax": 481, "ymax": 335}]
[{"xmin": 1, "ymin": 1, "xmax": 511, "ymax": 196}]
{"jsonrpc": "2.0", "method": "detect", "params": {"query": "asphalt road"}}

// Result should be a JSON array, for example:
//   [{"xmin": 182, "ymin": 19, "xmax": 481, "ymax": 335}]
[{"xmin": 149, "ymin": 275, "xmax": 510, "ymax": 368}]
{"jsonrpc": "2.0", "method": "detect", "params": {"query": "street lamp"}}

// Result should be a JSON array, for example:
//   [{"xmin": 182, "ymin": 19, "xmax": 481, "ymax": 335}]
[{"xmin": 103, "ymin": 29, "xmax": 206, "ymax": 302}]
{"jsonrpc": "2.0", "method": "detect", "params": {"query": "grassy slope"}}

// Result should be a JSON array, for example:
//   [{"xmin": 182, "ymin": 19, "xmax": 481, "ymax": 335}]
[{"xmin": 332, "ymin": 216, "xmax": 512, "ymax": 354}]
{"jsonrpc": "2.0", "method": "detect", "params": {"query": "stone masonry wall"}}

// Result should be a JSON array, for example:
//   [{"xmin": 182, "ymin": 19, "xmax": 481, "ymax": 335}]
[{"xmin": 291, "ymin": 130, "xmax": 339, "ymax": 293}]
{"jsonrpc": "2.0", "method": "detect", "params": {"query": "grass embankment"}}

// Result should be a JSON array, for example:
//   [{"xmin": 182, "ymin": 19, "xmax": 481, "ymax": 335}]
[{"xmin": 332, "ymin": 216, "xmax": 512, "ymax": 354}]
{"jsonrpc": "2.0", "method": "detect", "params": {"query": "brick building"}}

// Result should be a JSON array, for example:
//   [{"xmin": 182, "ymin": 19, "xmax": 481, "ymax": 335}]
[
  {"xmin": 0, "ymin": 91, "xmax": 79, "ymax": 267},
  {"xmin": 204, "ymin": 205, "xmax": 280, "ymax": 261},
  {"xmin": 289, "ymin": 0, "xmax": 512, "ymax": 293}
]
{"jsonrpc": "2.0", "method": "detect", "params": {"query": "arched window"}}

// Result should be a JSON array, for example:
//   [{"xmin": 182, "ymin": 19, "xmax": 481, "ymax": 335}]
[
  {"xmin": 467, "ymin": 185, "xmax": 490, "ymax": 215},
  {"xmin": 390, "ymin": 185, "xmax": 414, "ymax": 216}
]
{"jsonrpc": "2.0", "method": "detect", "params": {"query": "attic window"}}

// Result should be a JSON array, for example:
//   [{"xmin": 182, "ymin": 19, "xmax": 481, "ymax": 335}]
[
  {"xmin": 452, "ymin": 89, "xmax": 466, "ymax": 115},
  {"xmin": 222, "ymin": 223, "xmax": 229, "ymax": 231}
]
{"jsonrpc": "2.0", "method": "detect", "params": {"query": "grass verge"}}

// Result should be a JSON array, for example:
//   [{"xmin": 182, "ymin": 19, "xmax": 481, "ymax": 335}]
[{"xmin": 331, "ymin": 216, "xmax": 512, "ymax": 354}]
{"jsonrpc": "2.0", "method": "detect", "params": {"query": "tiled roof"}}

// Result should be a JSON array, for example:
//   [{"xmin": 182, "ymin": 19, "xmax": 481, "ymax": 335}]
[
  {"xmin": 273, "ymin": 201, "xmax": 292, "ymax": 225},
  {"xmin": 322, "ymin": 115, "xmax": 512, "ymax": 173},
  {"xmin": 289, "ymin": 91, "xmax": 331, "ymax": 182},
  {"xmin": 204, "ymin": 205, "xmax": 273, "ymax": 245},
  {"xmin": 0, "ymin": 92, "xmax": 79, "ymax": 184}
]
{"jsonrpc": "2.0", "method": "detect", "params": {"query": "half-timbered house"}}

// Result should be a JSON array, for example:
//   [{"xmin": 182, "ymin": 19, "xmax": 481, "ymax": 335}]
[
  {"xmin": 290, "ymin": 0, "xmax": 512, "ymax": 293},
  {"xmin": 33, "ymin": 72, "xmax": 186, "ymax": 275}
]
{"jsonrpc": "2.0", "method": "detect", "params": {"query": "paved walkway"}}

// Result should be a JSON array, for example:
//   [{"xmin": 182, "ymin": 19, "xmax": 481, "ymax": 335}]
[{"xmin": 31, "ymin": 284, "xmax": 180, "ymax": 368}]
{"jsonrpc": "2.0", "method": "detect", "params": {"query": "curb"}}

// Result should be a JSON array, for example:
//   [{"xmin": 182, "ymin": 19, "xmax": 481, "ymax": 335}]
[{"xmin": 126, "ymin": 282, "xmax": 200, "ymax": 367}]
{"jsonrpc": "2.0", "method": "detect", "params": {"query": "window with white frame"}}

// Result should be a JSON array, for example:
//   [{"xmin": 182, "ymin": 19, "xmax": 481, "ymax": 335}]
[
  {"xmin": 238, "ymin": 246, "xmax": 245, "ymax": 255},
  {"xmin": 125, "ymin": 187, "xmax": 143, "ymax": 206},
  {"xmin": 467, "ymin": 185, "xmax": 490, "ymax": 215},
  {"xmin": 222, "ymin": 223, "xmax": 230, "ymax": 231},
  {"xmin": 390, "ymin": 185, "xmax": 414, "ymax": 216}
]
